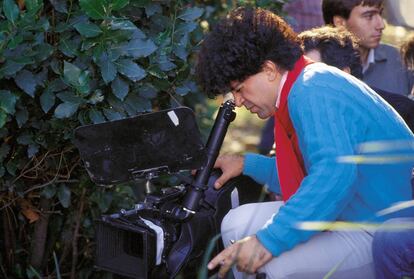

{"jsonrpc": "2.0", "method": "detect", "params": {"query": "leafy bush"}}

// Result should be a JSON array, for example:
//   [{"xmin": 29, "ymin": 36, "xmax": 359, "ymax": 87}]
[{"xmin": 0, "ymin": 0, "xmax": 286, "ymax": 277}]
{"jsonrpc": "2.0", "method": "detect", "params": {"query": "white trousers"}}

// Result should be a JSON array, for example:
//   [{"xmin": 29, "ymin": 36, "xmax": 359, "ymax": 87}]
[{"xmin": 221, "ymin": 202, "xmax": 376, "ymax": 279}]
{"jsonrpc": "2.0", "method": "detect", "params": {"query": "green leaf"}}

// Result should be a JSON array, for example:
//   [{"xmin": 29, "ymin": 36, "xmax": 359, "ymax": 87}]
[
  {"xmin": 59, "ymin": 38, "xmax": 78, "ymax": 57},
  {"xmin": 98, "ymin": 53, "xmax": 117, "ymax": 84},
  {"xmin": 175, "ymin": 22, "xmax": 197, "ymax": 36},
  {"xmin": 139, "ymin": 84, "xmax": 157, "ymax": 99},
  {"xmin": 15, "ymin": 108, "xmax": 28, "ymax": 128},
  {"xmin": 103, "ymin": 109, "xmax": 123, "ymax": 121},
  {"xmin": 97, "ymin": 192, "xmax": 113, "ymax": 212},
  {"xmin": 41, "ymin": 184, "xmax": 56, "ymax": 198},
  {"xmin": 56, "ymin": 91, "xmax": 84, "ymax": 104},
  {"xmin": 34, "ymin": 43, "xmax": 54, "ymax": 62},
  {"xmin": 124, "ymin": 94, "xmax": 151, "ymax": 113},
  {"xmin": 54, "ymin": 102, "xmax": 79, "ymax": 119},
  {"xmin": 3, "ymin": 0, "xmax": 20, "ymax": 24},
  {"xmin": 115, "ymin": 59, "xmax": 146, "ymax": 82},
  {"xmin": 0, "ymin": 143, "xmax": 10, "ymax": 161},
  {"xmin": 110, "ymin": 0, "xmax": 129, "ymax": 11},
  {"xmin": 88, "ymin": 89, "xmax": 104, "ymax": 104},
  {"xmin": 88, "ymin": 109, "xmax": 105, "ymax": 124},
  {"xmin": 111, "ymin": 76, "xmax": 129, "ymax": 101},
  {"xmin": 121, "ymin": 38, "xmax": 157, "ymax": 58},
  {"xmin": 177, "ymin": 7, "xmax": 204, "ymax": 22},
  {"xmin": 25, "ymin": 0, "xmax": 43, "ymax": 15},
  {"xmin": 27, "ymin": 144, "xmax": 39, "ymax": 158},
  {"xmin": 158, "ymin": 55, "xmax": 176, "ymax": 71},
  {"xmin": 79, "ymin": 0, "xmax": 107, "ymax": 20},
  {"xmin": 49, "ymin": 0, "xmax": 68, "ymax": 13},
  {"xmin": 57, "ymin": 184, "xmax": 71, "ymax": 208},
  {"xmin": 74, "ymin": 22, "xmax": 103, "ymax": 38},
  {"xmin": 0, "ymin": 111, "xmax": 7, "ymax": 128},
  {"xmin": 63, "ymin": 61, "xmax": 80, "ymax": 85},
  {"xmin": 14, "ymin": 70, "xmax": 37, "ymax": 97},
  {"xmin": 0, "ymin": 60, "xmax": 26, "ymax": 76},
  {"xmin": 17, "ymin": 134, "xmax": 33, "ymax": 145},
  {"xmin": 0, "ymin": 90, "xmax": 18, "ymax": 114},
  {"xmin": 40, "ymin": 89, "xmax": 56, "ymax": 113},
  {"xmin": 144, "ymin": 3, "xmax": 161, "ymax": 17}
]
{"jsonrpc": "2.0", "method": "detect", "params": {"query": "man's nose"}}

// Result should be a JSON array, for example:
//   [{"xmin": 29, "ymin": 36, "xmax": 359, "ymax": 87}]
[
  {"xmin": 233, "ymin": 93, "xmax": 244, "ymax": 107},
  {"xmin": 375, "ymin": 15, "xmax": 385, "ymax": 30}
]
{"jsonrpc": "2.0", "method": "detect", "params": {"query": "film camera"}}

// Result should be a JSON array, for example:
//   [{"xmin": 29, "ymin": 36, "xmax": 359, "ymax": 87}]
[{"xmin": 74, "ymin": 98, "xmax": 266, "ymax": 278}]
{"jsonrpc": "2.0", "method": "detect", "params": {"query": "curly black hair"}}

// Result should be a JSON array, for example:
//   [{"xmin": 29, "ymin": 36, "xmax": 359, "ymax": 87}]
[
  {"xmin": 322, "ymin": 0, "xmax": 383, "ymax": 25},
  {"xmin": 196, "ymin": 7, "xmax": 302, "ymax": 96},
  {"xmin": 299, "ymin": 26, "xmax": 363, "ymax": 79}
]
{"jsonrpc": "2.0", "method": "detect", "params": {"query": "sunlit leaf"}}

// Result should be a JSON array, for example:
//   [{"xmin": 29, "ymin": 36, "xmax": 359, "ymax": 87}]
[
  {"xmin": 74, "ymin": 22, "xmax": 103, "ymax": 38},
  {"xmin": 3, "ymin": 0, "xmax": 19, "ymax": 24},
  {"xmin": 14, "ymin": 70, "xmax": 37, "ymax": 97},
  {"xmin": 63, "ymin": 61, "xmax": 81, "ymax": 86},
  {"xmin": 115, "ymin": 59, "xmax": 146, "ymax": 82},
  {"xmin": 98, "ymin": 53, "xmax": 117, "ymax": 84},
  {"xmin": 54, "ymin": 102, "xmax": 79, "ymax": 119},
  {"xmin": 120, "ymin": 38, "xmax": 157, "ymax": 58},
  {"xmin": 177, "ymin": 7, "xmax": 203, "ymax": 21}
]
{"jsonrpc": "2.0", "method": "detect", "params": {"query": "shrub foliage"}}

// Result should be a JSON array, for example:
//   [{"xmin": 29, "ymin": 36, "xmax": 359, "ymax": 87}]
[{"xmin": 0, "ymin": 0, "xmax": 286, "ymax": 277}]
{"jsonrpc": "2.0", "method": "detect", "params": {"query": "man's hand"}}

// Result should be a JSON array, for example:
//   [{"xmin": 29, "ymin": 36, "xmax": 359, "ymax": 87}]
[
  {"xmin": 207, "ymin": 235, "xmax": 272, "ymax": 278},
  {"xmin": 213, "ymin": 154, "xmax": 245, "ymax": 189}
]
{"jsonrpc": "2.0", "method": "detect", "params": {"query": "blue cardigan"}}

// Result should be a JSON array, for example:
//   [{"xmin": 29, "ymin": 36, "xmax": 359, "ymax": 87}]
[{"xmin": 243, "ymin": 63, "xmax": 414, "ymax": 257}]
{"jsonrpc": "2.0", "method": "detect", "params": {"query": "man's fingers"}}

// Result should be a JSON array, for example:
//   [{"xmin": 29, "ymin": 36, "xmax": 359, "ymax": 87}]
[
  {"xmin": 214, "ymin": 173, "xmax": 230, "ymax": 189},
  {"xmin": 207, "ymin": 252, "xmax": 225, "ymax": 270}
]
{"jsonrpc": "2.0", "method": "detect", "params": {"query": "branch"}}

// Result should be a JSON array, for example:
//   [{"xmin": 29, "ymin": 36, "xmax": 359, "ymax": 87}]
[{"xmin": 70, "ymin": 188, "xmax": 86, "ymax": 279}]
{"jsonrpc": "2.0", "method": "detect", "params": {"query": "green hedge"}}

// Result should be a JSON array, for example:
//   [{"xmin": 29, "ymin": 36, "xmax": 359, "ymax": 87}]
[{"xmin": 0, "ymin": 0, "xmax": 287, "ymax": 278}]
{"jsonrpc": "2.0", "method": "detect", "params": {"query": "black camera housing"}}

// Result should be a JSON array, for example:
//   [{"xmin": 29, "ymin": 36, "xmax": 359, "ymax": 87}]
[{"xmin": 74, "ymin": 102, "xmax": 266, "ymax": 278}]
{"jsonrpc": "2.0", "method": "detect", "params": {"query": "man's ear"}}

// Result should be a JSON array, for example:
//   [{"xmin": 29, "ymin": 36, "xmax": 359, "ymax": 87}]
[
  {"xmin": 262, "ymin": 60, "xmax": 279, "ymax": 81},
  {"xmin": 333, "ymin": 15, "xmax": 347, "ymax": 27}
]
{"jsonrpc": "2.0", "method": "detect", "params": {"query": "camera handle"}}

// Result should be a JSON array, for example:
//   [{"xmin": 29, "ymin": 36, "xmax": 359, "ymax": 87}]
[{"xmin": 174, "ymin": 96, "xmax": 236, "ymax": 220}]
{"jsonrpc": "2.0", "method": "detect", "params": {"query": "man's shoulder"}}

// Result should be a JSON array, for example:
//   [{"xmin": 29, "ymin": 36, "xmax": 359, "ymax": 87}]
[{"xmin": 375, "ymin": 43, "xmax": 400, "ymax": 60}]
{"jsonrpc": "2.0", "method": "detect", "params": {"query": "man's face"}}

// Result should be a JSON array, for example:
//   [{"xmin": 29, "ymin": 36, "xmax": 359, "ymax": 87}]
[
  {"xmin": 230, "ymin": 65, "xmax": 280, "ymax": 119},
  {"xmin": 344, "ymin": 4, "xmax": 385, "ymax": 50}
]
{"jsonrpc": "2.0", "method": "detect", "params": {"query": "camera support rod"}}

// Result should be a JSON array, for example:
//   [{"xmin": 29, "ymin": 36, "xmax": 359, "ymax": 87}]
[{"xmin": 181, "ymin": 95, "xmax": 236, "ymax": 217}]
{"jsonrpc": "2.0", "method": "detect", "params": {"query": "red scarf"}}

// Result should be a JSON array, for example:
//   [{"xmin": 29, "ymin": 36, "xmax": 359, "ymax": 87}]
[{"xmin": 275, "ymin": 56, "xmax": 313, "ymax": 201}]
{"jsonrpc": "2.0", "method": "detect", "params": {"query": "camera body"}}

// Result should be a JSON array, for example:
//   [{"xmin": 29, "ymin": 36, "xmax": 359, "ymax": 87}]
[{"xmin": 74, "ymin": 100, "xmax": 266, "ymax": 278}]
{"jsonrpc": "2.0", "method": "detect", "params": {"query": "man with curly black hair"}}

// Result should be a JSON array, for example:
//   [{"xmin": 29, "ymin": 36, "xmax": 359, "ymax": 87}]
[{"xmin": 196, "ymin": 7, "xmax": 414, "ymax": 279}]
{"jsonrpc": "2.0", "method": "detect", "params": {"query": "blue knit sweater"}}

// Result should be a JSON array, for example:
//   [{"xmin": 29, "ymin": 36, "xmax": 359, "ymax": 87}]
[{"xmin": 243, "ymin": 63, "xmax": 414, "ymax": 257}]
